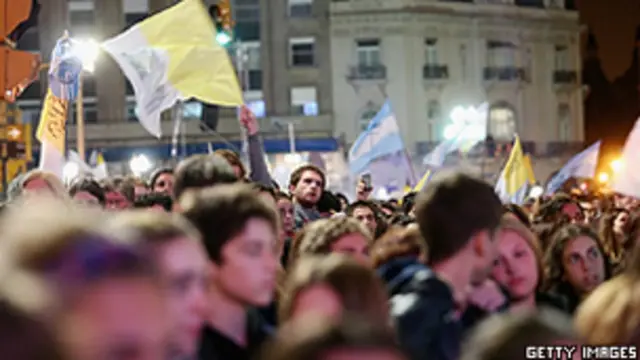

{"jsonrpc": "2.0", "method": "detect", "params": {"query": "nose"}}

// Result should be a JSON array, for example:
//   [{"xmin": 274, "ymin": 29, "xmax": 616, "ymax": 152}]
[{"xmin": 188, "ymin": 284, "xmax": 209, "ymax": 320}]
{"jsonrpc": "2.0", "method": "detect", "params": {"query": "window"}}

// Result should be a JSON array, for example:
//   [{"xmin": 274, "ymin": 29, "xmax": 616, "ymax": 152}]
[
  {"xmin": 356, "ymin": 39, "xmax": 381, "ymax": 66},
  {"xmin": 289, "ymin": 0, "xmax": 313, "ymax": 18},
  {"xmin": 487, "ymin": 40, "xmax": 516, "ymax": 68},
  {"xmin": 488, "ymin": 104, "xmax": 516, "ymax": 140},
  {"xmin": 359, "ymin": 105, "xmax": 379, "ymax": 131},
  {"xmin": 289, "ymin": 38, "xmax": 315, "ymax": 67},
  {"xmin": 427, "ymin": 100, "xmax": 441, "ymax": 121},
  {"xmin": 558, "ymin": 104, "xmax": 571, "ymax": 141},
  {"xmin": 290, "ymin": 87, "xmax": 318, "ymax": 116},
  {"xmin": 555, "ymin": 45, "xmax": 569, "ymax": 71},
  {"xmin": 425, "ymin": 38, "xmax": 438, "ymax": 65}
]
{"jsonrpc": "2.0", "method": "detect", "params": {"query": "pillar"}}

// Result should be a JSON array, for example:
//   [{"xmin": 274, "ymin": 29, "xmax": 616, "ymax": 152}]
[{"xmin": 94, "ymin": 0, "xmax": 126, "ymax": 123}]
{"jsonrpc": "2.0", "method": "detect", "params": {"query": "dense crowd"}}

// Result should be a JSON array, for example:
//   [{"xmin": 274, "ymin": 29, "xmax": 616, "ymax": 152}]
[{"xmin": 0, "ymin": 108, "xmax": 638, "ymax": 360}]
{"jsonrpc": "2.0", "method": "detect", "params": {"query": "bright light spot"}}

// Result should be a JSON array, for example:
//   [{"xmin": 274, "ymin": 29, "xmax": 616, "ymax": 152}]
[
  {"xmin": 611, "ymin": 159, "xmax": 624, "ymax": 173},
  {"xmin": 7, "ymin": 126, "xmax": 21, "ymax": 141},
  {"xmin": 216, "ymin": 32, "xmax": 232, "ymax": 46},
  {"xmin": 63, "ymin": 162, "xmax": 80, "ymax": 184},
  {"xmin": 598, "ymin": 172, "xmax": 610, "ymax": 184},
  {"xmin": 129, "ymin": 154, "xmax": 153, "ymax": 176},
  {"xmin": 71, "ymin": 38, "xmax": 100, "ymax": 72},
  {"xmin": 284, "ymin": 153, "xmax": 303, "ymax": 165},
  {"xmin": 450, "ymin": 106, "xmax": 467, "ymax": 124},
  {"xmin": 443, "ymin": 125, "xmax": 458, "ymax": 140},
  {"xmin": 529, "ymin": 185, "xmax": 544, "ymax": 199}
]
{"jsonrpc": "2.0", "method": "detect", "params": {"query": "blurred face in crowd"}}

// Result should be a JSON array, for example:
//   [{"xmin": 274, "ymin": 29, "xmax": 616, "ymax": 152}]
[
  {"xmin": 277, "ymin": 197, "xmax": 295, "ymax": 237},
  {"xmin": 562, "ymin": 236, "xmax": 605, "ymax": 295},
  {"xmin": 562, "ymin": 203, "xmax": 583, "ymax": 223},
  {"xmin": 258, "ymin": 191, "xmax": 277, "ymax": 210},
  {"xmin": 212, "ymin": 218, "xmax": 278, "ymax": 306},
  {"xmin": 290, "ymin": 283, "xmax": 343, "ymax": 323},
  {"xmin": 355, "ymin": 180, "xmax": 372, "ymax": 201},
  {"xmin": 321, "ymin": 349, "xmax": 406, "ymax": 360},
  {"xmin": 330, "ymin": 233, "xmax": 370, "ymax": 266},
  {"xmin": 105, "ymin": 191, "xmax": 131, "ymax": 210},
  {"xmin": 614, "ymin": 211, "xmax": 629, "ymax": 236},
  {"xmin": 491, "ymin": 230, "xmax": 539, "ymax": 301},
  {"xmin": 73, "ymin": 191, "xmax": 101, "ymax": 207},
  {"xmin": 351, "ymin": 206, "xmax": 377, "ymax": 236},
  {"xmin": 156, "ymin": 237, "xmax": 209, "ymax": 356},
  {"xmin": 23, "ymin": 178, "xmax": 54, "ymax": 195},
  {"xmin": 153, "ymin": 173, "xmax": 174, "ymax": 195},
  {"xmin": 290, "ymin": 170, "xmax": 323, "ymax": 207},
  {"xmin": 470, "ymin": 230, "xmax": 499, "ymax": 286},
  {"xmin": 134, "ymin": 185, "xmax": 149, "ymax": 199},
  {"xmin": 58, "ymin": 278, "xmax": 171, "ymax": 360}
]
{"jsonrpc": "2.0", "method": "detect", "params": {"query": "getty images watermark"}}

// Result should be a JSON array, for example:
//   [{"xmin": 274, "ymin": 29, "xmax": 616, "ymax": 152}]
[{"xmin": 525, "ymin": 345, "xmax": 638, "ymax": 359}]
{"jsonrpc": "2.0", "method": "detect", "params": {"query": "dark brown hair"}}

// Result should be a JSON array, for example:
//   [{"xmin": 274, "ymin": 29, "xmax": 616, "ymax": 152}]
[
  {"xmin": 371, "ymin": 225, "xmax": 425, "ymax": 268},
  {"xmin": 215, "ymin": 149, "xmax": 246, "ymax": 179},
  {"xmin": 173, "ymin": 154, "xmax": 238, "ymax": 200},
  {"xmin": 289, "ymin": 164, "xmax": 326, "ymax": 189}
]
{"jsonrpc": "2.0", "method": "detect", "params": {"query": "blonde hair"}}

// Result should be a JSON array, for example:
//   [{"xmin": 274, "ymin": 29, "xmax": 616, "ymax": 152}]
[
  {"xmin": 20, "ymin": 170, "xmax": 66, "ymax": 197},
  {"xmin": 575, "ymin": 274, "xmax": 640, "ymax": 345},
  {"xmin": 279, "ymin": 255, "xmax": 389, "ymax": 326},
  {"xmin": 293, "ymin": 217, "xmax": 372, "ymax": 264},
  {"xmin": 500, "ymin": 213, "xmax": 545, "ymax": 289}
]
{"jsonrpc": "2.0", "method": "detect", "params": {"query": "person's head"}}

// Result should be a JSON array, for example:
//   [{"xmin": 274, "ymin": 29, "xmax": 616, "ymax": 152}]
[
  {"xmin": 253, "ymin": 183, "xmax": 277, "ymax": 208},
  {"xmin": 345, "ymin": 200, "xmax": 379, "ymax": 236},
  {"xmin": 503, "ymin": 203, "xmax": 531, "ymax": 228},
  {"xmin": 133, "ymin": 192, "xmax": 173, "ymax": 212},
  {"xmin": 544, "ymin": 224, "xmax": 609, "ymax": 296},
  {"xmin": 295, "ymin": 217, "xmax": 373, "ymax": 266},
  {"xmin": 289, "ymin": 164, "xmax": 325, "ymax": 207},
  {"xmin": 0, "ymin": 197, "xmax": 170, "ymax": 360},
  {"xmin": 68, "ymin": 177, "xmax": 105, "ymax": 207},
  {"xmin": 576, "ymin": 274, "xmax": 640, "ymax": 345},
  {"xmin": 491, "ymin": 214, "xmax": 544, "ymax": 303},
  {"xmin": 279, "ymin": 255, "xmax": 389, "ymax": 326},
  {"xmin": 415, "ymin": 171, "xmax": 502, "ymax": 284},
  {"xmin": 149, "ymin": 167, "xmax": 174, "ymax": 195},
  {"xmin": 263, "ymin": 315, "xmax": 405, "ymax": 360},
  {"xmin": 335, "ymin": 193, "xmax": 349, "ymax": 211},
  {"xmin": 317, "ymin": 191, "xmax": 343, "ymax": 216},
  {"xmin": 215, "ymin": 149, "xmax": 247, "ymax": 179},
  {"xmin": 276, "ymin": 191, "xmax": 295, "ymax": 237},
  {"xmin": 20, "ymin": 170, "xmax": 66, "ymax": 198},
  {"xmin": 105, "ymin": 211, "xmax": 209, "ymax": 357},
  {"xmin": 461, "ymin": 308, "xmax": 577, "ymax": 360},
  {"xmin": 180, "ymin": 184, "xmax": 279, "ymax": 307},
  {"xmin": 100, "ymin": 180, "xmax": 132, "ymax": 210},
  {"xmin": 371, "ymin": 225, "xmax": 426, "ymax": 268},
  {"xmin": 173, "ymin": 154, "xmax": 238, "ymax": 201},
  {"xmin": 400, "ymin": 192, "xmax": 417, "ymax": 216}
]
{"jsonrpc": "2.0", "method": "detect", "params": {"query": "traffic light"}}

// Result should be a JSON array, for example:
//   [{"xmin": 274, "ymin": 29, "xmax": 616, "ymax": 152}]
[
  {"xmin": 209, "ymin": 0, "xmax": 234, "ymax": 46},
  {"xmin": 1, "ymin": 0, "xmax": 41, "ymax": 102}
]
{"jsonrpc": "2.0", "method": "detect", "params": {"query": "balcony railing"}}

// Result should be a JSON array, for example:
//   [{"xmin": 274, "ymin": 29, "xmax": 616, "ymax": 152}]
[
  {"xmin": 347, "ymin": 65, "xmax": 387, "ymax": 81},
  {"xmin": 553, "ymin": 70, "xmax": 578, "ymax": 84},
  {"xmin": 423, "ymin": 65, "xmax": 449, "ymax": 80},
  {"xmin": 483, "ymin": 67, "xmax": 527, "ymax": 82},
  {"xmin": 415, "ymin": 140, "xmax": 584, "ymax": 159}
]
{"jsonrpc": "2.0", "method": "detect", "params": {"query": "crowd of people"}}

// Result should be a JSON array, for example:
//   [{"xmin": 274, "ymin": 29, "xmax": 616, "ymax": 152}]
[{"xmin": 0, "ymin": 107, "xmax": 638, "ymax": 360}]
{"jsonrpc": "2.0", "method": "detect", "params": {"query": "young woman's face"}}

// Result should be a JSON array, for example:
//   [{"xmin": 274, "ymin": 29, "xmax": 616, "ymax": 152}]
[
  {"xmin": 561, "ymin": 236, "xmax": 606, "ymax": 295},
  {"xmin": 491, "ymin": 230, "xmax": 539, "ymax": 301},
  {"xmin": 277, "ymin": 198, "xmax": 295, "ymax": 236},
  {"xmin": 614, "ymin": 211, "xmax": 629, "ymax": 235},
  {"xmin": 290, "ymin": 283, "xmax": 342, "ymax": 323}
]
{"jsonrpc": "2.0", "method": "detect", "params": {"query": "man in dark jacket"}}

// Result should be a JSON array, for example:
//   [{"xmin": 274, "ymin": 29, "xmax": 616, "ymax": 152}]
[{"xmin": 389, "ymin": 171, "xmax": 503, "ymax": 360}]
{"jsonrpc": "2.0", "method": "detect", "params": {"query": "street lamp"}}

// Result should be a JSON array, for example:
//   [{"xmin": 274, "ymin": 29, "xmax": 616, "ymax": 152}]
[
  {"xmin": 129, "ymin": 154, "xmax": 153, "ymax": 176},
  {"xmin": 611, "ymin": 159, "xmax": 624, "ymax": 174},
  {"xmin": 598, "ymin": 172, "xmax": 610, "ymax": 184},
  {"xmin": 71, "ymin": 38, "xmax": 100, "ymax": 72}
]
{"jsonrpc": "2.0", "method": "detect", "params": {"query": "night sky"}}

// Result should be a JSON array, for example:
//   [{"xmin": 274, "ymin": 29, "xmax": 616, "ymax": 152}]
[{"xmin": 578, "ymin": 0, "xmax": 640, "ymax": 80}]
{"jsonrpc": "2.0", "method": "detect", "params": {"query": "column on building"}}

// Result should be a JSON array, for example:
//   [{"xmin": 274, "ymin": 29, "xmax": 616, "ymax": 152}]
[
  {"xmin": 38, "ymin": 0, "xmax": 69, "ymax": 86},
  {"xmin": 94, "ymin": 0, "xmax": 126, "ymax": 123}
]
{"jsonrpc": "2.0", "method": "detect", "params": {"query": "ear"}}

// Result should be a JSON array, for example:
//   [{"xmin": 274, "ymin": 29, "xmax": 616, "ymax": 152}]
[
  {"xmin": 208, "ymin": 261, "xmax": 220, "ymax": 279},
  {"xmin": 471, "ymin": 231, "xmax": 487, "ymax": 257},
  {"xmin": 288, "ymin": 184, "xmax": 296, "ymax": 194}
]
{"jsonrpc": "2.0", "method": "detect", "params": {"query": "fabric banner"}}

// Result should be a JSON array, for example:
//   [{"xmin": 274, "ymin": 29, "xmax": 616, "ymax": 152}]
[{"xmin": 36, "ymin": 89, "xmax": 68, "ymax": 154}]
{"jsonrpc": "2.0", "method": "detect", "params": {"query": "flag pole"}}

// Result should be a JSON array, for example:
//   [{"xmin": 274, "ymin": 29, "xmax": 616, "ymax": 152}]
[{"xmin": 76, "ymin": 71, "xmax": 85, "ymax": 162}]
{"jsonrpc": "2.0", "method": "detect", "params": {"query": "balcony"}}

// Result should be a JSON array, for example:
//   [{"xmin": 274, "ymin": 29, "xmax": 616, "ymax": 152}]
[
  {"xmin": 347, "ymin": 65, "xmax": 387, "ymax": 82},
  {"xmin": 415, "ymin": 140, "xmax": 584, "ymax": 159},
  {"xmin": 553, "ymin": 70, "xmax": 578, "ymax": 84},
  {"xmin": 423, "ymin": 65, "xmax": 449, "ymax": 80},
  {"xmin": 483, "ymin": 67, "xmax": 527, "ymax": 83}
]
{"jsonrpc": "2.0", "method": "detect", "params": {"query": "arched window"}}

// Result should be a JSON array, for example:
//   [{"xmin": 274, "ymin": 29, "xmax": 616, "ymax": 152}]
[
  {"xmin": 558, "ymin": 103, "xmax": 571, "ymax": 141},
  {"xmin": 488, "ymin": 103, "xmax": 516, "ymax": 140},
  {"xmin": 358, "ymin": 104, "xmax": 379, "ymax": 131}
]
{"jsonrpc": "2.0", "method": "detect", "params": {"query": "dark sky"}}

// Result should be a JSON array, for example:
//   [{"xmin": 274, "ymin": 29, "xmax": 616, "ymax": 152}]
[{"xmin": 578, "ymin": 0, "xmax": 640, "ymax": 80}]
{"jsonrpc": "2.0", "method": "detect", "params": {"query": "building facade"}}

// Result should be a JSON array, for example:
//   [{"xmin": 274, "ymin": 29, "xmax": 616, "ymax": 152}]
[{"xmin": 330, "ymin": 0, "xmax": 583, "ymax": 180}]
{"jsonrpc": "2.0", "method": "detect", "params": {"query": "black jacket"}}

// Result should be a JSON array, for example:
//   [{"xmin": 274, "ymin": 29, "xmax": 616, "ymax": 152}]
[{"xmin": 378, "ymin": 257, "xmax": 462, "ymax": 360}]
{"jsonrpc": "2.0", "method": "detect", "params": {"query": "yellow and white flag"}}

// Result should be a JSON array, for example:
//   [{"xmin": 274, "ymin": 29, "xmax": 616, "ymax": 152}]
[
  {"xmin": 36, "ymin": 89, "xmax": 69, "ymax": 179},
  {"xmin": 101, "ymin": 0, "xmax": 243, "ymax": 138},
  {"xmin": 92, "ymin": 151, "xmax": 108, "ymax": 180},
  {"xmin": 495, "ymin": 136, "xmax": 529, "ymax": 204}
]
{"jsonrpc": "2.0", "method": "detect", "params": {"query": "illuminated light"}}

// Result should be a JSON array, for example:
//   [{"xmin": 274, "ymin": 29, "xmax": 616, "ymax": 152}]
[
  {"xmin": 529, "ymin": 185, "xmax": 544, "ymax": 199},
  {"xmin": 284, "ymin": 153, "xmax": 303, "ymax": 165},
  {"xmin": 129, "ymin": 154, "xmax": 153, "ymax": 176},
  {"xmin": 443, "ymin": 124, "xmax": 458, "ymax": 140},
  {"xmin": 580, "ymin": 182, "xmax": 588, "ymax": 191},
  {"xmin": 63, "ymin": 162, "xmax": 80, "ymax": 184},
  {"xmin": 71, "ymin": 38, "xmax": 101, "ymax": 72},
  {"xmin": 597, "ymin": 172, "xmax": 610, "ymax": 184},
  {"xmin": 216, "ymin": 32, "xmax": 232, "ymax": 46},
  {"xmin": 7, "ymin": 126, "xmax": 21, "ymax": 141},
  {"xmin": 611, "ymin": 159, "xmax": 624, "ymax": 173}
]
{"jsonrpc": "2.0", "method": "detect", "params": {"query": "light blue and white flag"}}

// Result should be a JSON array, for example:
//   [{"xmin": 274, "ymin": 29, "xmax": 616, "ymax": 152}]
[
  {"xmin": 545, "ymin": 141, "xmax": 601, "ymax": 195},
  {"xmin": 348, "ymin": 100, "xmax": 406, "ymax": 175},
  {"xmin": 48, "ymin": 37, "xmax": 83, "ymax": 101},
  {"xmin": 613, "ymin": 118, "xmax": 640, "ymax": 197}
]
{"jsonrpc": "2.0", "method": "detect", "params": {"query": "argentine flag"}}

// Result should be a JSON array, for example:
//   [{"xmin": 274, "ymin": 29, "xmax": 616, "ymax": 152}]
[{"xmin": 546, "ymin": 141, "xmax": 601, "ymax": 195}]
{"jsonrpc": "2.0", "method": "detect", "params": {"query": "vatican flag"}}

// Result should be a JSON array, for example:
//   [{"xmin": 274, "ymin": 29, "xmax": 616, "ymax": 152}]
[{"xmin": 101, "ymin": 0, "xmax": 243, "ymax": 138}]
